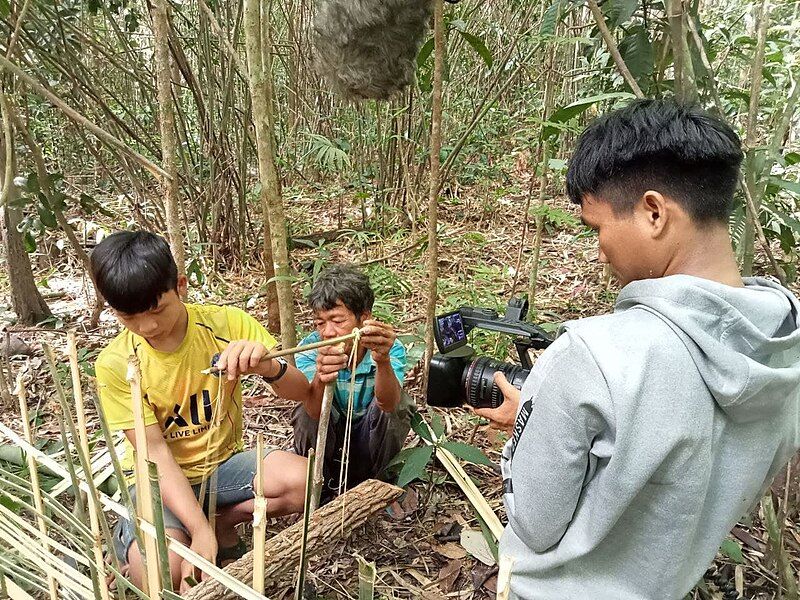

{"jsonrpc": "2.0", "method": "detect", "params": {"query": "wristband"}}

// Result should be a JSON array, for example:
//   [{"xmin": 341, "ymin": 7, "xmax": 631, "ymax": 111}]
[{"xmin": 263, "ymin": 357, "xmax": 288, "ymax": 383}]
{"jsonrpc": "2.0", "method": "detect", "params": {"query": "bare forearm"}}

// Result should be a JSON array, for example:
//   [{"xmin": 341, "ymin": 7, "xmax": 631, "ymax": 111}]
[
  {"xmin": 374, "ymin": 360, "xmax": 401, "ymax": 412},
  {"xmin": 148, "ymin": 445, "xmax": 208, "ymax": 535}
]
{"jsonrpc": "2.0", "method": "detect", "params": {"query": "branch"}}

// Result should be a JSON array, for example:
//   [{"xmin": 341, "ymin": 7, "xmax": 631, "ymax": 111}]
[
  {"xmin": 0, "ymin": 55, "xmax": 169, "ymax": 181},
  {"xmin": 586, "ymin": 0, "xmax": 645, "ymax": 98}
]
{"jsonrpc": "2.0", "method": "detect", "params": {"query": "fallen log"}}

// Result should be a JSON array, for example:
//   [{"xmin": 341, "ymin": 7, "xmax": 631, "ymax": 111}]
[{"xmin": 183, "ymin": 479, "xmax": 403, "ymax": 600}]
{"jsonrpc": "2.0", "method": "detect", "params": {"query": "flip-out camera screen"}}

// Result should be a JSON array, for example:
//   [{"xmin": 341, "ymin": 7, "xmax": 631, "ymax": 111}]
[{"xmin": 435, "ymin": 310, "xmax": 467, "ymax": 353}]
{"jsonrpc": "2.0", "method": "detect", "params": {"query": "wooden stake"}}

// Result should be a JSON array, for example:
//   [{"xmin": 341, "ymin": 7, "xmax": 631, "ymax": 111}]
[
  {"xmin": 310, "ymin": 383, "xmax": 335, "ymax": 512},
  {"xmin": 127, "ymin": 355, "xmax": 162, "ymax": 596},
  {"xmin": 294, "ymin": 449, "xmax": 315, "ymax": 600},
  {"xmin": 13, "ymin": 374, "xmax": 58, "ymax": 600},
  {"xmin": 66, "ymin": 332, "xmax": 111, "ymax": 600},
  {"xmin": 252, "ymin": 434, "xmax": 267, "ymax": 594},
  {"xmin": 147, "ymin": 461, "xmax": 174, "ymax": 593}
]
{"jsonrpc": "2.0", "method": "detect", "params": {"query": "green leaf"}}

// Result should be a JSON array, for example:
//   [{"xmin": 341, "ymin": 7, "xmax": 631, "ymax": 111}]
[
  {"xmin": 396, "ymin": 445, "xmax": 434, "ymax": 488},
  {"xmin": 618, "ymin": 26, "xmax": 654, "ymax": 88},
  {"xmin": 720, "ymin": 539, "xmax": 744, "ymax": 563},
  {"xmin": 23, "ymin": 230, "xmax": 36, "ymax": 253},
  {"xmin": 0, "ymin": 0, "xmax": 9, "ymax": 17},
  {"xmin": 417, "ymin": 37, "xmax": 434, "ymax": 68},
  {"xmin": 410, "ymin": 411, "xmax": 433, "ymax": 443},
  {"xmin": 603, "ymin": 0, "xmax": 638, "ymax": 27},
  {"xmin": 540, "ymin": 0, "xmax": 564, "ymax": 36},
  {"xmin": 37, "ymin": 202, "xmax": 57, "ymax": 229},
  {"xmin": 385, "ymin": 446, "xmax": 422, "ymax": 470},
  {"xmin": 769, "ymin": 176, "xmax": 800, "ymax": 196},
  {"xmin": 430, "ymin": 412, "xmax": 445, "ymax": 439},
  {"xmin": 543, "ymin": 92, "xmax": 636, "ymax": 140},
  {"xmin": 783, "ymin": 152, "xmax": 800, "ymax": 166},
  {"xmin": 458, "ymin": 30, "xmax": 493, "ymax": 68},
  {"xmin": 440, "ymin": 441, "xmax": 493, "ymax": 466}
]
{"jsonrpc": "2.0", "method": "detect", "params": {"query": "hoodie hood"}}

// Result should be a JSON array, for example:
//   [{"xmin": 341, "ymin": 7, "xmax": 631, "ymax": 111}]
[{"xmin": 616, "ymin": 275, "xmax": 800, "ymax": 423}]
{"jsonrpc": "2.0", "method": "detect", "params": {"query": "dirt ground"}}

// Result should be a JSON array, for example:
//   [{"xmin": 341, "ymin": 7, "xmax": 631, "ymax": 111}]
[{"xmin": 1, "ymin": 177, "xmax": 798, "ymax": 599}]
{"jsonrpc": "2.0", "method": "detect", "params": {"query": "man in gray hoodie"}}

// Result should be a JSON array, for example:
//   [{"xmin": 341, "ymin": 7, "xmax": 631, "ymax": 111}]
[{"xmin": 475, "ymin": 100, "xmax": 800, "ymax": 599}]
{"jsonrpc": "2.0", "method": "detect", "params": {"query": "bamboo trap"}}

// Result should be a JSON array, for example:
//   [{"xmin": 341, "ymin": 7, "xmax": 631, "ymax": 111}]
[{"xmin": 0, "ymin": 340, "xmax": 273, "ymax": 600}]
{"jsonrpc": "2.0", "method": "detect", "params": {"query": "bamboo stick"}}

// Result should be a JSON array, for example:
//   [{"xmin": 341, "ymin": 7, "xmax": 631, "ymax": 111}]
[
  {"xmin": 14, "ymin": 373, "xmax": 59, "ymax": 600},
  {"xmin": 202, "ymin": 330, "xmax": 359, "ymax": 374},
  {"xmin": 0, "ymin": 422, "xmax": 268, "ymax": 600},
  {"xmin": 310, "ymin": 384, "xmax": 335, "ymax": 512},
  {"xmin": 294, "ymin": 449, "xmax": 315, "ymax": 600},
  {"xmin": 148, "ymin": 461, "xmax": 174, "ymax": 593},
  {"xmin": 127, "ymin": 355, "xmax": 162, "ymax": 596},
  {"xmin": 252, "ymin": 434, "xmax": 267, "ymax": 593},
  {"xmin": 66, "ymin": 332, "xmax": 111, "ymax": 600}
]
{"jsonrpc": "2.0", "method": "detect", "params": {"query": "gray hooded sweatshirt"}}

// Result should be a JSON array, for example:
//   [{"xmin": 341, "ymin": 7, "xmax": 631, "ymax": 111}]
[{"xmin": 500, "ymin": 275, "xmax": 800, "ymax": 599}]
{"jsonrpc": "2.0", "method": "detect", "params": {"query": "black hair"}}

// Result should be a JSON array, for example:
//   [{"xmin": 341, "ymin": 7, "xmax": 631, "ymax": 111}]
[
  {"xmin": 308, "ymin": 264, "xmax": 374, "ymax": 317},
  {"xmin": 90, "ymin": 231, "xmax": 178, "ymax": 314},
  {"xmin": 565, "ymin": 99, "xmax": 744, "ymax": 222}
]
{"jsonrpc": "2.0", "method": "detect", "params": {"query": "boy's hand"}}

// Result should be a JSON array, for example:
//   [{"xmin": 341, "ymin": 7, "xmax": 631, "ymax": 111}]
[
  {"xmin": 316, "ymin": 343, "xmax": 348, "ymax": 384},
  {"xmin": 179, "ymin": 524, "xmax": 217, "ymax": 593},
  {"xmin": 472, "ymin": 372, "xmax": 520, "ymax": 434},
  {"xmin": 360, "ymin": 319, "xmax": 396, "ymax": 364},
  {"xmin": 216, "ymin": 340, "xmax": 271, "ymax": 381}
]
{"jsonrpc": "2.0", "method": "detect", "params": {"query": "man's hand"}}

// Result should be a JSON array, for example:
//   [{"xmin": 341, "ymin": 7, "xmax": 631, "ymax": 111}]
[
  {"xmin": 315, "ymin": 343, "xmax": 348, "ymax": 384},
  {"xmin": 216, "ymin": 340, "xmax": 273, "ymax": 381},
  {"xmin": 360, "ymin": 319, "xmax": 396, "ymax": 364},
  {"xmin": 179, "ymin": 524, "xmax": 217, "ymax": 593},
  {"xmin": 473, "ymin": 372, "xmax": 521, "ymax": 434}
]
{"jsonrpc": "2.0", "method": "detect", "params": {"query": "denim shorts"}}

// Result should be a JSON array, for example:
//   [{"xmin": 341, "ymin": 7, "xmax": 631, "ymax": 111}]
[{"xmin": 112, "ymin": 448, "xmax": 273, "ymax": 562}]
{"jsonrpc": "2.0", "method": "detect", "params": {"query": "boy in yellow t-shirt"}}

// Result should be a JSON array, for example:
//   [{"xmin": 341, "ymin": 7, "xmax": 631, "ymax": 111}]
[{"xmin": 92, "ymin": 231, "xmax": 311, "ymax": 593}]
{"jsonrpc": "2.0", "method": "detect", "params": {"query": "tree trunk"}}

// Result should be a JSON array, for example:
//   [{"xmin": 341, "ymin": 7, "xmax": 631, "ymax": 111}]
[
  {"xmin": 244, "ymin": 0, "xmax": 297, "ymax": 354},
  {"xmin": 1, "ymin": 91, "xmax": 51, "ymax": 325},
  {"xmin": 152, "ymin": 0, "xmax": 187, "ymax": 285},
  {"xmin": 422, "ymin": 0, "xmax": 445, "ymax": 386},
  {"xmin": 741, "ymin": 0, "xmax": 769, "ymax": 276},
  {"xmin": 182, "ymin": 479, "xmax": 402, "ymax": 600}
]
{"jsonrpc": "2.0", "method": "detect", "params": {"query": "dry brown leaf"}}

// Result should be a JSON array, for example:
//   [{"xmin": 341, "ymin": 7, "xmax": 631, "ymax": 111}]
[
  {"xmin": 432, "ymin": 542, "xmax": 468, "ymax": 560},
  {"xmin": 438, "ymin": 559, "xmax": 463, "ymax": 593}
]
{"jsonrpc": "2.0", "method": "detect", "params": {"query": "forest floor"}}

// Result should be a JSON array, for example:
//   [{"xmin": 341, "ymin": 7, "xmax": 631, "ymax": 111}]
[{"xmin": 1, "ymin": 167, "xmax": 798, "ymax": 599}]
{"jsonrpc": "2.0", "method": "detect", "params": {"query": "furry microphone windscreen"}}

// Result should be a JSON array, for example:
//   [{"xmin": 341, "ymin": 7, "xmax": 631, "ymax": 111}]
[{"xmin": 312, "ymin": 0, "xmax": 434, "ymax": 101}]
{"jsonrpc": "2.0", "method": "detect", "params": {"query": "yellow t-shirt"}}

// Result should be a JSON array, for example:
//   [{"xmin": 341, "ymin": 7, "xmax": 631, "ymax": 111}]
[{"xmin": 95, "ymin": 303, "xmax": 277, "ymax": 485}]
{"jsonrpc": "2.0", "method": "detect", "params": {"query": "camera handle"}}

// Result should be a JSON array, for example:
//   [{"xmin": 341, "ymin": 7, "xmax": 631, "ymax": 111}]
[{"xmin": 459, "ymin": 303, "xmax": 553, "ymax": 371}]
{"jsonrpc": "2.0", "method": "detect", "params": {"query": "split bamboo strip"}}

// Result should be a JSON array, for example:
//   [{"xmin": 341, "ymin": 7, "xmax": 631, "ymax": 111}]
[
  {"xmin": 4, "ymin": 576, "xmax": 37, "ymax": 600},
  {"xmin": 127, "ymin": 355, "xmax": 162, "ymax": 596},
  {"xmin": 310, "ymin": 383, "xmax": 335, "ymax": 512},
  {"xmin": 0, "ymin": 501, "xmax": 90, "ymax": 567},
  {"xmin": 0, "ymin": 557, "xmax": 45, "ymax": 595},
  {"xmin": 423, "ymin": 416, "xmax": 504, "ymax": 540},
  {"xmin": 148, "ymin": 460, "xmax": 175, "ymax": 593},
  {"xmin": 14, "ymin": 373, "xmax": 58, "ymax": 600},
  {"xmin": 0, "ymin": 513, "xmax": 94, "ymax": 597},
  {"xmin": 252, "ymin": 433, "xmax": 267, "ymax": 593},
  {"xmin": 66, "ymin": 332, "xmax": 112, "ymax": 600},
  {"xmin": 0, "ymin": 422, "xmax": 270, "ymax": 600},
  {"xmin": 294, "ymin": 449, "xmax": 316, "ymax": 600},
  {"xmin": 0, "ymin": 556, "xmax": 46, "ymax": 594},
  {"xmin": 89, "ymin": 381, "xmax": 147, "ymax": 554},
  {"xmin": 45, "ymin": 346, "xmax": 111, "ymax": 598}
]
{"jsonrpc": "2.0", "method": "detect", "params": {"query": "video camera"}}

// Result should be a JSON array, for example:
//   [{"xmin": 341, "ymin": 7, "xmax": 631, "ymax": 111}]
[{"xmin": 426, "ymin": 298, "xmax": 553, "ymax": 410}]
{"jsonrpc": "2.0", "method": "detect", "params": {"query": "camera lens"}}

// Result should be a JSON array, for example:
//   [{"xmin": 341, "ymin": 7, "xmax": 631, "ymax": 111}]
[{"xmin": 462, "ymin": 357, "xmax": 530, "ymax": 409}]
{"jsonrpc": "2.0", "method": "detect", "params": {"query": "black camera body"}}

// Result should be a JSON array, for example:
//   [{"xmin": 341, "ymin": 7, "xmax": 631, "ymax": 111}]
[{"xmin": 426, "ymin": 298, "xmax": 553, "ymax": 410}]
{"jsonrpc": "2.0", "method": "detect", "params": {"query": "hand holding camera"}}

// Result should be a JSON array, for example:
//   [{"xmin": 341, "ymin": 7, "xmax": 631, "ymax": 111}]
[{"xmin": 472, "ymin": 372, "xmax": 521, "ymax": 433}]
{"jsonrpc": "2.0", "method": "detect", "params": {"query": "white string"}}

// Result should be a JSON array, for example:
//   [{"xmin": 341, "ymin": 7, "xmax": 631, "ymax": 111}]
[{"xmin": 337, "ymin": 328, "xmax": 361, "ymax": 499}]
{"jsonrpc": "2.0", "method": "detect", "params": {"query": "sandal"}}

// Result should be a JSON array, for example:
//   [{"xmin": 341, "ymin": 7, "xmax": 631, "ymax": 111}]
[{"xmin": 216, "ymin": 538, "xmax": 248, "ymax": 567}]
